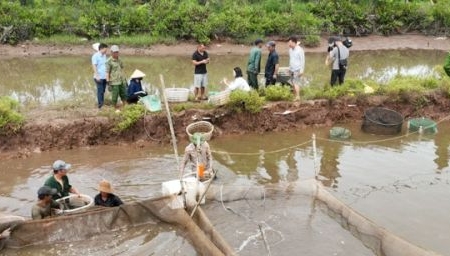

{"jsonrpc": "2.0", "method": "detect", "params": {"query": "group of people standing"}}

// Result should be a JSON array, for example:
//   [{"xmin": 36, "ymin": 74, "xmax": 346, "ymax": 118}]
[
  {"xmin": 91, "ymin": 43, "xmax": 147, "ymax": 111},
  {"xmin": 31, "ymin": 159, "xmax": 123, "ymax": 220},
  {"xmin": 247, "ymin": 36, "xmax": 305, "ymax": 101},
  {"xmin": 191, "ymin": 35, "xmax": 350, "ymax": 103}
]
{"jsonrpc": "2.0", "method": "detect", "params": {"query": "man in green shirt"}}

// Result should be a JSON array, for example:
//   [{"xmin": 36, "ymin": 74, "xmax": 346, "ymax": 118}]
[
  {"xmin": 247, "ymin": 39, "xmax": 263, "ymax": 90},
  {"xmin": 106, "ymin": 45, "xmax": 127, "ymax": 110},
  {"xmin": 44, "ymin": 160, "xmax": 80, "ymax": 201}
]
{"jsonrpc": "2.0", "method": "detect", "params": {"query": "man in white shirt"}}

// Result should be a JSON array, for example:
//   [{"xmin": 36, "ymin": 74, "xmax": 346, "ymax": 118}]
[{"xmin": 288, "ymin": 36, "xmax": 305, "ymax": 101}]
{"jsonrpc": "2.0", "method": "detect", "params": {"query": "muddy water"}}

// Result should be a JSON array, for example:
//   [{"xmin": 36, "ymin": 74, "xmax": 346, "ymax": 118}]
[
  {"xmin": 1, "ymin": 120, "xmax": 450, "ymax": 255},
  {"xmin": 0, "ymin": 50, "xmax": 444, "ymax": 106}
]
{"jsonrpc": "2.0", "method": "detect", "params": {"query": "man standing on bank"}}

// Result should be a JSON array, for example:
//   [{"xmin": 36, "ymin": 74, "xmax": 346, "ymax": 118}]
[
  {"xmin": 106, "ymin": 45, "xmax": 127, "ymax": 110},
  {"xmin": 192, "ymin": 44, "xmax": 210, "ymax": 101},
  {"xmin": 288, "ymin": 36, "xmax": 305, "ymax": 101},
  {"xmin": 265, "ymin": 41, "xmax": 279, "ymax": 87},
  {"xmin": 91, "ymin": 43, "xmax": 108, "ymax": 109},
  {"xmin": 247, "ymin": 39, "xmax": 263, "ymax": 90},
  {"xmin": 326, "ymin": 36, "xmax": 350, "ymax": 86}
]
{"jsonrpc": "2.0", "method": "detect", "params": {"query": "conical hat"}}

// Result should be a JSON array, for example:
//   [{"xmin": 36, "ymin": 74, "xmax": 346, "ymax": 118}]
[
  {"xmin": 130, "ymin": 69, "xmax": 146, "ymax": 79},
  {"xmin": 92, "ymin": 42, "xmax": 100, "ymax": 51}
]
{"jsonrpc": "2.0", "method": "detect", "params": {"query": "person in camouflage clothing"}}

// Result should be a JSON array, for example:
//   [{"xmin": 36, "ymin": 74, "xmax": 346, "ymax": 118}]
[{"xmin": 106, "ymin": 45, "xmax": 127, "ymax": 110}]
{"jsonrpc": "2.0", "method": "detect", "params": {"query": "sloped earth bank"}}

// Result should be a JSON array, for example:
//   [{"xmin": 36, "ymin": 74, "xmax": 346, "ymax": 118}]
[
  {"xmin": 1, "ymin": 34, "xmax": 450, "ymax": 159},
  {"xmin": 1, "ymin": 92, "xmax": 450, "ymax": 160}
]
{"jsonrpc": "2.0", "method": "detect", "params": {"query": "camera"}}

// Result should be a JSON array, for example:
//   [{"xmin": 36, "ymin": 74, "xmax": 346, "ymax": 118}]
[{"xmin": 327, "ymin": 36, "xmax": 353, "ymax": 52}]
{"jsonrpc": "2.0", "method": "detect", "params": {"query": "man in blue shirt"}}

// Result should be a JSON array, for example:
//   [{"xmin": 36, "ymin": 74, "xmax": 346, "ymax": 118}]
[{"xmin": 91, "ymin": 43, "xmax": 108, "ymax": 109}]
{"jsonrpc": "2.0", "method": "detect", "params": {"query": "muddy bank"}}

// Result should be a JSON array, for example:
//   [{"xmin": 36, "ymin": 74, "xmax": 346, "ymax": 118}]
[
  {"xmin": 2, "ymin": 93, "xmax": 450, "ymax": 160},
  {"xmin": 0, "ymin": 34, "xmax": 449, "ymax": 59}
]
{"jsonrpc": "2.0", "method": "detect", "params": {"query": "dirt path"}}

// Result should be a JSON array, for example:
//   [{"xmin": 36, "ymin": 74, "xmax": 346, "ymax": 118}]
[
  {"xmin": 1, "ymin": 34, "xmax": 450, "ymax": 159},
  {"xmin": 1, "ymin": 34, "xmax": 449, "ymax": 59}
]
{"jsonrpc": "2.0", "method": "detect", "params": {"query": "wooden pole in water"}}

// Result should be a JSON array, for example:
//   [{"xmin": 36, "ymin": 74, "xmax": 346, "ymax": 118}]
[{"xmin": 160, "ymin": 74, "xmax": 180, "ymax": 168}]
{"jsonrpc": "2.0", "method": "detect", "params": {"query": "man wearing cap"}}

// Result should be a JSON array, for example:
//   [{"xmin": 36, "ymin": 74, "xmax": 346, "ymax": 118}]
[
  {"xmin": 106, "ymin": 45, "xmax": 127, "ymax": 110},
  {"xmin": 180, "ymin": 133, "xmax": 212, "ymax": 180},
  {"xmin": 31, "ymin": 186, "xmax": 62, "ymax": 220},
  {"xmin": 92, "ymin": 43, "xmax": 108, "ymax": 109},
  {"xmin": 94, "ymin": 180, "xmax": 123, "ymax": 207},
  {"xmin": 127, "ymin": 69, "xmax": 148, "ymax": 104},
  {"xmin": 44, "ymin": 160, "xmax": 80, "ymax": 201},
  {"xmin": 288, "ymin": 36, "xmax": 305, "ymax": 101},
  {"xmin": 247, "ymin": 39, "xmax": 263, "ymax": 89},
  {"xmin": 264, "ymin": 41, "xmax": 279, "ymax": 87}
]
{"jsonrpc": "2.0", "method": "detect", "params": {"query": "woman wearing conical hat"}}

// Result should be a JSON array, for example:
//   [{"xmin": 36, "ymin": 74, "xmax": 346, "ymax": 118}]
[
  {"xmin": 127, "ymin": 69, "xmax": 148, "ymax": 104},
  {"xmin": 94, "ymin": 180, "xmax": 123, "ymax": 207}
]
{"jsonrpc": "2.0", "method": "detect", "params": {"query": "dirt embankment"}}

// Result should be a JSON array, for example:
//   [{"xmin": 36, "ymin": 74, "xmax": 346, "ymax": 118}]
[
  {"xmin": 2, "ymin": 93, "xmax": 450, "ymax": 160},
  {"xmin": 0, "ymin": 34, "xmax": 450, "ymax": 159}
]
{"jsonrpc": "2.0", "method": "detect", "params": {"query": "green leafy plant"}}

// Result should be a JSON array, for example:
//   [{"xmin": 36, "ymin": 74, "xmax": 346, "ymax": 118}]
[
  {"xmin": 302, "ymin": 34, "xmax": 321, "ymax": 47},
  {"xmin": 0, "ymin": 96, "xmax": 24, "ymax": 134},
  {"xmin": 114, "ymin": 104, "xmax": 145, "ymax": 132},
  {"xmin": 263, "ymin": 85, "xmax": 293, "ymax": 101},
  {"xmin": 227, "ymin": 90, "xmax": 265, "ymax": 114}
]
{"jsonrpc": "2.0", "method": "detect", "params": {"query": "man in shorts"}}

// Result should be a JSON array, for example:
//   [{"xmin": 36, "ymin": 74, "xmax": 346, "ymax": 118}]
[
  {"xmin": 192, "ymin": 44, "xmax": 210, "ymax": 101},
  {"xmin": 288, "ymin": 36, "xmax": 305, "ymax": 101}
]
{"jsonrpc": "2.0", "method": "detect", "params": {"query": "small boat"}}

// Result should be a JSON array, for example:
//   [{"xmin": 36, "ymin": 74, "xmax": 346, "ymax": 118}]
[{"xmin": 2, "ymin": 194, "xmax": 233, "ymax": 255}]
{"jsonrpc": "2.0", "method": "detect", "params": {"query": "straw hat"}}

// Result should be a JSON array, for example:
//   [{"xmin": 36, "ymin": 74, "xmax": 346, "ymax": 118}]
[
  {"xmin": 92, "ymin": 42, "xmax": 100, "ymax": 51},
  {"xmin": 98, "ymin": 180, "xmax": 113, "ymax": 193},
  {"xmin": 130, "ymin": 69, "xmax": 146, "ymax": 79}
]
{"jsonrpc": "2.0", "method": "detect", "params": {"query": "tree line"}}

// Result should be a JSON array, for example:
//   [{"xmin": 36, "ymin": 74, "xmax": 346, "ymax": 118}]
[{"xmin": 1, "ymin": 0, "xmax": 449, "ymax": 45}]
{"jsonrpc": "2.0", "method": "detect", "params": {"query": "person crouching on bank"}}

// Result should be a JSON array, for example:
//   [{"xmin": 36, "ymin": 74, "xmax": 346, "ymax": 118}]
[{"xmin": 127, "ymin": 69, "xmax": 148, "ymax": 104}]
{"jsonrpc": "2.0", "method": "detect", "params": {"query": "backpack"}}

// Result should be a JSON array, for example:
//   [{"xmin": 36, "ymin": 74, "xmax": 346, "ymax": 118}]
[{"xmin": 444, "ymin": 52, "xmax": 450, "ymax": 77}]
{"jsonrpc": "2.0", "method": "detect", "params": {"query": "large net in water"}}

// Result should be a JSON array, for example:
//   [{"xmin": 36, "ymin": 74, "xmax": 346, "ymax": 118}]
[
  {"xmin": 204, "ymin": 179, "xmax": 440, "ymax": 256},
  {"xmin": 362, "ymin": 107, "xmax": 404, "ymax": 135}
]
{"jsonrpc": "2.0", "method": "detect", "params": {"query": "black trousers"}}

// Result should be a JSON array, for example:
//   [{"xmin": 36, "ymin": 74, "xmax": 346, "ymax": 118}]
[{"xmin": 330, "ymin": 69, "xmax": 347, "ymax": 86}]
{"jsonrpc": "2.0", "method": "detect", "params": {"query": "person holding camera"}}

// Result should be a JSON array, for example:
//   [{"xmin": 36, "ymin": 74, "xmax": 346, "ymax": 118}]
[{"xmin": 326, "ymin": 36, "xmax": 350, "ymax": 86}]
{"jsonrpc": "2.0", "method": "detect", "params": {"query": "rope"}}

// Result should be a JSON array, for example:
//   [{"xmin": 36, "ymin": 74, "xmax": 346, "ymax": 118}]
[
  {"xmin": 211, "ymin": 140, "xmax": 312, "ymax": 156},
  {"xmin": 211, "ymin": 113, "xmax": 450, "ymax": 156}
]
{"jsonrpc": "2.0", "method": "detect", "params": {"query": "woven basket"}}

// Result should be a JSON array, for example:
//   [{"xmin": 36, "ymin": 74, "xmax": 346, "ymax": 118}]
[
  {"xmin": 209, "ymin": 90, "xmax": 231, "ymax": 106},
  {"xmin": 164, "ymin": 88, "xmax": 189, "ymax": 102},
  {"xmin": 186, "ymin": 121, "xmax": 214, "ymax": 141}
]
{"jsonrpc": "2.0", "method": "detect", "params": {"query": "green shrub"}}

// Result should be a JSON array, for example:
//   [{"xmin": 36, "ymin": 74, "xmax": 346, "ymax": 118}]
[
  {"xmin": 302, "ymin": 34, "xmax": 321, "ymax": 47},
  {"xmin": 114, "ymin": 104, "xmax": 145, "ymax": 132},
  {"xmin": 227, "ymin": 90, "xmax": 265, "ymax": 114},
  {"xmin": 264, "ymin": 85, "xmax": 293, "ymax": 101},
  {"xmin": 0, "ymin": 96, "xmax": 24, "ymax": 134}
]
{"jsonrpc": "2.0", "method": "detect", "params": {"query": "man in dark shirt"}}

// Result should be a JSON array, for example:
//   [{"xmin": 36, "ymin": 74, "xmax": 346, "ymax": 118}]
[
  {"xmin": 264, "ymin": 41, "xmax": 279, "ymax": 86},
  {"xmin": 94, "ymin": 180, "xmax": 123, "ymax": 207},
  {"xmin": 192, "ymin": 44, "xmax": 210, "ymax": 100}
]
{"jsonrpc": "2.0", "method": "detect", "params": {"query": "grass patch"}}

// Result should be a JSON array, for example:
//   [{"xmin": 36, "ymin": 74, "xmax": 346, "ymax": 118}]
[
  {"xmin": 114, "ymin": 104, "xmax": 146, "ymax": 132},
  {"xmin": 227, "ymin": 90, "xmax": 265, "ymax": 113},
  {"xmin": 0, "ymin": 96, "xmax": 25, "ymax": 134},
  {"xmin": 263, "ymin": 85, "xmax": 294, "ymax": 101},
  {"xmin": 33, "ymin": 33, "xmax": 177, "ymax": 47}
]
